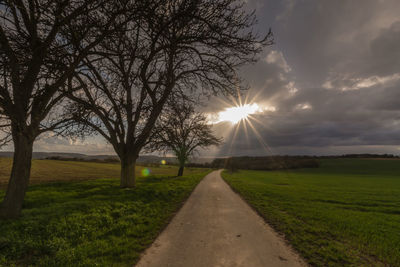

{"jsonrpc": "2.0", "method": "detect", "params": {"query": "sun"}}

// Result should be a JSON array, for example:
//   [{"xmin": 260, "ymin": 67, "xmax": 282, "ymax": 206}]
[{"xmin": 217, "ymin": 103, "xmax": 261, "ymax": 124}]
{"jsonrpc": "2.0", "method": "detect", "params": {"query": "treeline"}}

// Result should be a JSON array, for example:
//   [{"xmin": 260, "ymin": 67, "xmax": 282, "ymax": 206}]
[
  {"xmin": 187, "ymin": 156, "xmax": 320, "ymax": 171},
  {"xmin": 187, "ymin": 154, "xmax": 400, "ymax": 171},
  {"xmin": 44, "ymin": 156, "xmax": 120, "ymax": 163},
  {"xmin": 43, "ymin": 156, "xmax": 169, "ymax": 167},
  {"xmin": 315, "ymin": 154, "xmax": 399, "ymax": 159}
]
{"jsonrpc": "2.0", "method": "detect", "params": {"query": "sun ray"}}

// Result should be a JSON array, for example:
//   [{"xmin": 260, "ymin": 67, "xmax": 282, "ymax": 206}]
[
  {"xmin": 228, "ymin": 120, "xmax": 242, "ymax": 152},
  {"xmin": 242, "ymin": 117, "xmax": 250, "ymax": 144},
  {"xmin": 246, "ymin": 114, "xmax": 281, "ymax": 135},
  {"xmin": 246, "ymin": 118, "xmax": 274, "ymax": 155},
  {"xmin": 245, "ymin": 119, "xmax": 294, "ymax": 179}
]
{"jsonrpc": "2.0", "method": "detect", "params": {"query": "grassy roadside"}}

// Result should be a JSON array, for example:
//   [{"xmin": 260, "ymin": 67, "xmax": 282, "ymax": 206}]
[
  {"xmin": 222, "ymin": 159, "xmax": 400, "ymax": 266},
  {"xmin": 0, "ymin": 166, "xmax": 210, "ymax": 266}
]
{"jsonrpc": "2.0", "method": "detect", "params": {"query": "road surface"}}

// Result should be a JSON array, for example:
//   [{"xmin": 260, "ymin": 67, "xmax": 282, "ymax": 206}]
[{"xmin": 136, "ymin": 170, "xmax": 306, "ymax": 267}]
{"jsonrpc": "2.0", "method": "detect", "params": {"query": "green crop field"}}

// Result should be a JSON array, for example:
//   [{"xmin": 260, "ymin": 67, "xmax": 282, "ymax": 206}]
[
  {"xmin": 0, "ymin": 159, "xmax": 210, "ymax": 266},
  {"xmin": 222, "ymin": 159, "xmax": 400, "ymax": 266}
]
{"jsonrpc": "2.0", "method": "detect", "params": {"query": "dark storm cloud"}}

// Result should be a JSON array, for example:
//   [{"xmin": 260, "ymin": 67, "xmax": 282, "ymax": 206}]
[
  {"xmin": 210, "ymin": 0, "xmax": 400, "ymax": 156},
  {"xmin": 271, "ymin": 0, "xmax": 400, "ymax": 85},
  {"xmin": 367, "ymin": 21, "xmax": 400, "ymax": 77}
]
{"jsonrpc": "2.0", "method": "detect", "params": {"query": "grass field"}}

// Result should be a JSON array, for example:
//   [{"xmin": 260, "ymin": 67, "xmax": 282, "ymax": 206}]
[
  {"xmin": 0, "ymin": 159, "xmax": 210, "ymax": 266},
  {"xmin": 222, "ymin": 159, "xmax": 400, "ymax": 266},
  {"xmin": 0, "ymin": 157, "xmax": 200, "ymax": 188}
]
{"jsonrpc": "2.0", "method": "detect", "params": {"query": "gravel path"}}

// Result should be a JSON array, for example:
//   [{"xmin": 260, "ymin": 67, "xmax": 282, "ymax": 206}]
[{"xmin": 136, "ymin": 170, "xmax": 307, "ymax": 267}]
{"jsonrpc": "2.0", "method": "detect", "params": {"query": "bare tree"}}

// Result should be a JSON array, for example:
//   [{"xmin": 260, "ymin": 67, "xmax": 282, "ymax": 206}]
[
  {"xmin": 67, "ymin": 0, "xmax": 273, "ymax": 188},
  {"xmin": 148, "ymin": 102, "xmax": 221, "ymax": 176},
  {"xmin": 0, "ymin": 0, "xmax": 126, "ymax": 219}
]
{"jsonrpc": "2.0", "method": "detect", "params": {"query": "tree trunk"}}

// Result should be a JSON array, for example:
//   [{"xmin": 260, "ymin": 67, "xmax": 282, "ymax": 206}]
[
  {"xmin": 0, "ymin": 134, "xmax": 34, "ymax": 219},
  {"xmin": 120, "ymin": 155, "xmax": 136, "ymax": 188},
  {"xmin": 176, "ymin": 154, "xmax": 186, "ymax": 177},
  {"xmin": 177, "ymin": 164, "xmax": 184, "ymax": 176}
]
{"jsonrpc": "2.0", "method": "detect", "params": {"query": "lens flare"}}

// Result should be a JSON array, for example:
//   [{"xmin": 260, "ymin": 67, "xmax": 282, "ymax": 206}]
[{"xmin": 141, "ymin": 168, "xmax": 151, "ymax": 177}]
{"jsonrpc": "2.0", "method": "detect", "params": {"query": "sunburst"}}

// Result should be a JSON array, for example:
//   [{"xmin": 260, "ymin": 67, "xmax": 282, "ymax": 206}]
[{"xmin": 217, "ymin": 103, "xmax": 262, "ymax": 124}]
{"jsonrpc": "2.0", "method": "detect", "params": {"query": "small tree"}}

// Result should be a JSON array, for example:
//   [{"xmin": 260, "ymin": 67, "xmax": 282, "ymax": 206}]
[{"xmin": 148, "ymin": 103, "xmax": 221, "ymax": 176}]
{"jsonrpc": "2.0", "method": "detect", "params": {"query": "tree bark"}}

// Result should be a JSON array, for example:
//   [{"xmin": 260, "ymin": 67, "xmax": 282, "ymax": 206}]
[
  {"xmin": 177, "ymin": 165, "xmax": 184, "ymax": 176},
  {"xmin": 120, "ymin": 155, "xmax": 136, "ymax": 188},
  {"xmin": 0, "ymin": 133, "xmax": 34, "ymax": 219}
]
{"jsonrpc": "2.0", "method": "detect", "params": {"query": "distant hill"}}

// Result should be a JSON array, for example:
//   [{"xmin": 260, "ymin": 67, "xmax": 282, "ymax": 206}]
[
  {"xmin": 0, "ymin": 152, "xmax": 88, "ymax": 159},
  {"xmin": 0, "ymin": 152, "xmax": 213, "ymax": 164},
  {"xmin": 0, "ymin": 152, "xmax": 166, "ymax": 163}
]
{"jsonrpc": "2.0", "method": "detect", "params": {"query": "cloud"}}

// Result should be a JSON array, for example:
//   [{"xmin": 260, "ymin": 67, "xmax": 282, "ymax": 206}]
[
  {"xmin": 265, "ymin": 50, "xmax": 291, "ymax": 73},
  {"xmin": 295, "ymin": 103, "xmax": 312, "ymax": 111},
  {"xmin": 213, "ymin": 0, "xmax": 400, "ymax": 156},
  {"xmin": 367, "ymin": 21, "xmax": 400, "ymax": 77},
  {"xmin": 32, "ymin": 134, "xmax": 115, "ymax": 155},
  {"xmin": 323, "ymin": 73, "xmax": 400, "ymax": 91}
]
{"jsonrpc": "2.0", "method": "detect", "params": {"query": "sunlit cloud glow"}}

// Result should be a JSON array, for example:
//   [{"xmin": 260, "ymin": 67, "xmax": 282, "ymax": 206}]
[
  {"xmin": 295, "ymin": 103, "xmax": 312, "ymax": 110},
  {"xmin": 215, "ymin": 103, "xmax": 274, "ymax": 124}
]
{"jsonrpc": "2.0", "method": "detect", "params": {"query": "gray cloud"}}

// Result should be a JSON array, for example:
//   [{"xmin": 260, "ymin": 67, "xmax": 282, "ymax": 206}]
[
  {"xmin": 209, "ymin": 0, "xmax": 400, "ymax": 156},
  {"xmin": 367, "ymin": 21, "xmax": 400, "ymax": 77}
]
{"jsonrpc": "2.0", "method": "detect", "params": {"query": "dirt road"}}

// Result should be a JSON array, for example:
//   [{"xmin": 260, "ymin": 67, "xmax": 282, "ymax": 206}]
[{"xmin": 136, "ymin": 170, "xmax": 306, "ymax": 267}]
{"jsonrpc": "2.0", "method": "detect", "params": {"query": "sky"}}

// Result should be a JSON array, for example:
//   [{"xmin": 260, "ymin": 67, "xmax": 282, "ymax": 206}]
[
  {"xmin": 7, "ymin": 0, "xmax": 400, "ymax": 156},
  {"xmin": 210, "ymin": 0, "xmax": 400, "ymax": 156}
]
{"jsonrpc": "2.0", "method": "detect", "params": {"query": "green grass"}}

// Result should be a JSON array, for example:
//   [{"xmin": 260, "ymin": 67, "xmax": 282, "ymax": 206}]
[
  {"xmin": 0, "ymin": 160, "xmax": 210, "ymax": 266},
  {"xmin": 222, "ymin": 159, "xmax": 400, "ymax": 266}
]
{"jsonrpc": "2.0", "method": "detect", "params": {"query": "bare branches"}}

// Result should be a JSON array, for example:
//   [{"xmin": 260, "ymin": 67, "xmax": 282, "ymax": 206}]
[
  {"xmin": 0, "ymin": 0, "xmax": 126, "ymax": 137},
  {"xmin": 147, "ymin": 100, "xmax": 221, "ymax": 176},
  {"xmin": 68, "ymin": 0, "xmax": 271, "ymax": 152}
]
